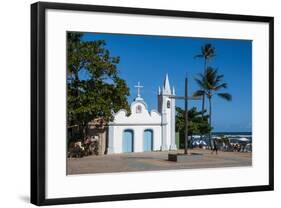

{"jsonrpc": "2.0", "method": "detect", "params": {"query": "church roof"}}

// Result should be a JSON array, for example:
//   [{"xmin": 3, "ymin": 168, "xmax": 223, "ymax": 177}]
[
  {"xmin": 164, "ymin": 74, "xmax": 171, "ymax": 92},
  {"xmin": 131, "ymin": 99, "xmax": 148, "ymax": 110}
]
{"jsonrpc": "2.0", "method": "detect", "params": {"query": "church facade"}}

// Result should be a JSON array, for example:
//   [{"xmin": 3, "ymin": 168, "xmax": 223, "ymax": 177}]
[{"xmin": 107, "ymin": 74, "xmax": 177, "ymax": 154}]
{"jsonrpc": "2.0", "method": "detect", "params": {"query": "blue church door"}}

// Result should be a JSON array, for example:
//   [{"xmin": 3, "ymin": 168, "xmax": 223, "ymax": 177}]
[
  {"xmin": 143, "ymin": 130, "xmax": 153, "ymax": 152},
  {"xmin": 123, "ymin": 130, "xmax": 133, "ymax": 153}
]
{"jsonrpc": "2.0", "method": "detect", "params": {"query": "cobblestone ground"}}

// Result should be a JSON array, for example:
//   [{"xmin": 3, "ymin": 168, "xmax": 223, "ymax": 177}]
[{"xmin": 67, "ymin": 149, "xmax": 252, "ymax": 175}]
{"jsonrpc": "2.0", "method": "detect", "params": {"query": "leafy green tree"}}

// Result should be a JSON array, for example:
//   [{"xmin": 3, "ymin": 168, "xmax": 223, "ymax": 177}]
[
  {"xmin": 67, "ymin": 32, "xmax": 130, "ymax": 142},
  {"xmin": 176, "ymin": 107, "xmax": 211, "ymax": 148},
  {"xmin": 194, "ymin": 67, "xmax": 232, "ymax": 147}
]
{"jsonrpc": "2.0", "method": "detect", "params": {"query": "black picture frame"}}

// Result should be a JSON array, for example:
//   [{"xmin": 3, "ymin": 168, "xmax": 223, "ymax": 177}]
[{"xmin": 31, "ymin": 1, "xmax": 274, "ymax": 206}]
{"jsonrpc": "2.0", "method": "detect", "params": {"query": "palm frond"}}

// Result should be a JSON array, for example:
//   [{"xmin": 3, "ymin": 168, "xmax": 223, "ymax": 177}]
[
  {"xmin": 202, "ymin": 44, "xmax": 216, "ymax": 60},
  {"xmin": 214, "ymin": 83, "xmax": 227, "ymax": 91},
  {"xmin": 194, "ymin": 66, "xmax": 232, "ymax": 102},
  {"xmin": 217, "ymin": 93, "xmax": 232, "ymax": 101},
  {"xmin": 195, "ymin": 44, "xmax": 216, "ymax": 61},
  {"xmin": 214, "ymin": 74, "xmax": 224, "ymax": 85},
  {"xmin": 194, "ymin": 54, "xmax": 204, "ymax": 59},
  {"xmin": 194, "ymin": 77, "xmax": 206, "ymax": 89},
  {"xmin": 208, "ymin": 54, "xmax": 216, "ymax": 58},
  {"xmin": 193, "ymin": 90, "xmax": 205, "ymax": 97}
]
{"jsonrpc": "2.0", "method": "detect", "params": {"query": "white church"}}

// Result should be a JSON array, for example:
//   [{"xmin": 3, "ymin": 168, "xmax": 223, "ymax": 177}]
[{"xmin": 107, "ymin": 74, "xmax": 177, "ymax": 154}]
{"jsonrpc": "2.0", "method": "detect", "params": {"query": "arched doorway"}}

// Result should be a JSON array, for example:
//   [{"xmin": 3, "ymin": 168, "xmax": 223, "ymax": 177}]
[
  {"xmin": 143, "ymin": 129, "xmax": 153, "ymax": 152},
  {"xmin": 123, "ymin": 130, "xmax": 134, "ymax": 153}
]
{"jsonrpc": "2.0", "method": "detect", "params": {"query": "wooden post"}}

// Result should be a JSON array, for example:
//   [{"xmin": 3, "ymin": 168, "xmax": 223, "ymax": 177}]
[
  {"xmin": 167, "ymin": 76, "xmax": 201, "ymax": 155},
  {"xmin": 184, "ymin": 77, "xmax": 188, "ymax": 154}
]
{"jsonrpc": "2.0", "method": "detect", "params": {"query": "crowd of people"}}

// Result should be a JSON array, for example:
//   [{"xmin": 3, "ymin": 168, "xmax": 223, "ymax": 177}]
[
  {"xmin": 192, "ymin": 137, "xmax": 252, "ymax": 154},
  {"xmin": 68, "ymin": 136, "xmax": 99, "ymax": 158}
]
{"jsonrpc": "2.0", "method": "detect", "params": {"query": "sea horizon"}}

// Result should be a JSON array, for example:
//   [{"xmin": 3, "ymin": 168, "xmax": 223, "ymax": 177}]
[
  {"xmin": 212, "ymin": 131, "xmax": 252, "ymax": 135},
  {"xmin": 192, "ymin": 131, "xmax": 252, "ymax": 140}
]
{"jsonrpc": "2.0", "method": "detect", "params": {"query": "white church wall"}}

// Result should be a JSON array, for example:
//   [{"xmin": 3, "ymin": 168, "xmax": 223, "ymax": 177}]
[
  {"xmin": 160, "ymin": 95, "xmax": 172, "ymax": 150},
  {"xmin": 109, "ymin": 125, "xmax": 162, "ymax": 153},
  {"xmin": 152, "ymin": 126, "xmax": 162, "ymax": 150},
  {"xmin": 109, "ymin": 98, "xmax": 163, "ymax": 153},
  {"xmin": 113, "ymin": 101, "xmax": 161, "ymax": 124},
  {"xmin": 166, "ymin": 109, "xmax": 172, "ymax": 148},
  {"xmin": 111, "ymin": 126, "xmax": 123, "ymax": 153},
  {"xmin": 170, "ymin": 97, "xmax": 177, "ymax": 150}
]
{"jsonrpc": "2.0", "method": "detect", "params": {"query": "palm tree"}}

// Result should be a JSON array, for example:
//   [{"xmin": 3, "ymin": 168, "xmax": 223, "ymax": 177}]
[
  {"xmin": 194, "ymin": 44, "xmax": 216, "ymax": 115},
  {"xmin": 194, "ymin": 67, "xmax": 232, "ymax": 148},
  {"xmin": 195, "ymin": 43, "xmax": 216, "ymax": 71},
  {"xmin": 194, "ymin": 44, "xmax": 216, "ymax": 144}
]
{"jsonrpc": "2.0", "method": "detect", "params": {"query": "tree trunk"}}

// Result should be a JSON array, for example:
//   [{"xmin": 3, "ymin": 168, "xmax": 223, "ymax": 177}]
[
  {"xmin": 199, "ymin": 95, "xmax": 205, "ymax": 141},
  {"xmin": 200, "ymin": 59, "xmax": 207, "ymax": 141},
  {"xmin": 208, "ymin": 97, "xmax": 212, "ymax": 150},
  {"xmin": 82, "ymin": 120, "xmax": 88, "ymax": 141},
  {"xmin": 202, "ymin": 59, "xmax": 207, "ymax": 114}
]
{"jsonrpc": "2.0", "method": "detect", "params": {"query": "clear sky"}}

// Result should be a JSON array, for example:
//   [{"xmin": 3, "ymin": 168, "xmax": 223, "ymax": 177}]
[{"xmin": 81, "ymin": 32, "xmax": 252, "ymax": 132}]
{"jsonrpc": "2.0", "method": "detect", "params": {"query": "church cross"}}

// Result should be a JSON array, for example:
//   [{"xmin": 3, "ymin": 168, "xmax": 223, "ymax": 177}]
[
  {"xmin": 134, "ymin": 81, "xmax": 143, "ymax": 98},
  {"xmin": 165, "ymin": 76, "xmax": 202, "ymax": 155}
]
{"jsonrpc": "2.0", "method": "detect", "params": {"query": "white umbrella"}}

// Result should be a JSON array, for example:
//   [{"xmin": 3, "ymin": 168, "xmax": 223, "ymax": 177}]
[
  {"xmin": 200, "ymin": 140, "xmax": 207, "ymax": 146},
  {"xmin": 238, "ymin": 137, "xmax": 249, "ymax": 142}
]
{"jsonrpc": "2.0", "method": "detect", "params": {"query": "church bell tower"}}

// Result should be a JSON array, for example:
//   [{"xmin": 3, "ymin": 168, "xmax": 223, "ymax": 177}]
[{"xmin": 158, "ymin": 74, "xmax": 177, "ymax": 150}]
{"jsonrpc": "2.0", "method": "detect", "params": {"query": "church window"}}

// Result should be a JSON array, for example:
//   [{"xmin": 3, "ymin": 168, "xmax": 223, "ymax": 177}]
[
  {"xmin": 136, "ymin": 105, "xmax": 142, "ymax": 113},
  {"xmin": 167, "ymin": 100, "xmax": 170, "ymax": 108}
]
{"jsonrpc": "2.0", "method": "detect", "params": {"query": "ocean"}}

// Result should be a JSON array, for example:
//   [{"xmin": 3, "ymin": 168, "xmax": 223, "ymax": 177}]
[
  {"xmin": 193, "ymin": 132, "xmax": 252, "ymax": 142},
  {"xmin": 212, "ymin": 132, "xmax": 252, "ymax": 138}
]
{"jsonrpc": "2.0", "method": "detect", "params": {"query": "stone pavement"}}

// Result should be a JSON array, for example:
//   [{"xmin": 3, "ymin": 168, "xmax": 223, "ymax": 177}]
[{"xmin": 67, "ymin": 149, "xmax": 252, "ymax": 175}]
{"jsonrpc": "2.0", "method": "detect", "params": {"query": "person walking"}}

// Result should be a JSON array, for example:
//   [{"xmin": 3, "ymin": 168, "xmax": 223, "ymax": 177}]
[{"xmin": 211, "ymin": 138, "xmax": 218, "ymax": 155}]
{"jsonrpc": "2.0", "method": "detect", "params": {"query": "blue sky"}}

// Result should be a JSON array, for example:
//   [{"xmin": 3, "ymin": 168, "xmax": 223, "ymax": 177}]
[{"xmin": 81, "ymin": 32, "xmax": 252, "ymax": 132}]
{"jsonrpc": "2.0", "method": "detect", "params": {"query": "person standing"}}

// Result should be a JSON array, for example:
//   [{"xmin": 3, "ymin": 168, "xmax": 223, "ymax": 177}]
[{"xmin": 212, "ymin": 138, "xmax": 218, "ymax": 155}]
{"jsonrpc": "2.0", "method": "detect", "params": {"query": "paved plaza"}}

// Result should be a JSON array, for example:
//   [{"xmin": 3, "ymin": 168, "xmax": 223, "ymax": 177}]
[{"xmin": 67, "ymin": 149, "xmax": 252, "ymax": 175}]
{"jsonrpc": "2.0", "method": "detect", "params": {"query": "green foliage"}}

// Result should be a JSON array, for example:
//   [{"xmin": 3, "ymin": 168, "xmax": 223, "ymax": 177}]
[
  {"xmin": 194, "ymin": 43, "xmax": 216, "ymax": 62},
  {"xmin": 193, "ymin": 67, "xmax": 232, "ymax": 101},
  {"xmin": 67, "ymin": 32, "xmax": 130, "ymax": 141},
  {"xmin": 194, "ymin": 43, "xmax": 216, "ymax": 122},
  {"xmin": 193, "ymin": 66, "xmax": 232, "ymax": 146},
  {"xmin": 175, "ymin": 107, "xmax": 211, "ymax": 136}
]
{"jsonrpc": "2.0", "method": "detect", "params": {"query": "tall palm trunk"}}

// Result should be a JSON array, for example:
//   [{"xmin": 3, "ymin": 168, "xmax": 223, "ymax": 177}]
[
  {"xmin": 201, "ymin": 94, "xmax": 205, "ymax": 116},
  {"xmin": 200, "ymin": 94, "xmax": 205, "ymax": 141},
  {"xmin": 200, "ymin": 59, "xmax": 207, "ymax": 142},
  {"xmin": 208, "ymin": 96, "xmax": 212, "ymax": 149},
  {"xmin": 202, "ymin": 59, "xmax": 207, "ymax": 114},
  {"xmin": 194, "ymin": 66, "xmax": 232, "ymax": 150},
  {"xmin": 204, "ymin": 59, "xmax": 207, "ymax": 72}
]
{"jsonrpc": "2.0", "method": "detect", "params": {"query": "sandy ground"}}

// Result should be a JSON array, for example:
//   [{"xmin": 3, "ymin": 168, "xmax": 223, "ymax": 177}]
[{"xmin": 67, "ymin": 148, "xmax": 252, "ymax": 175}]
